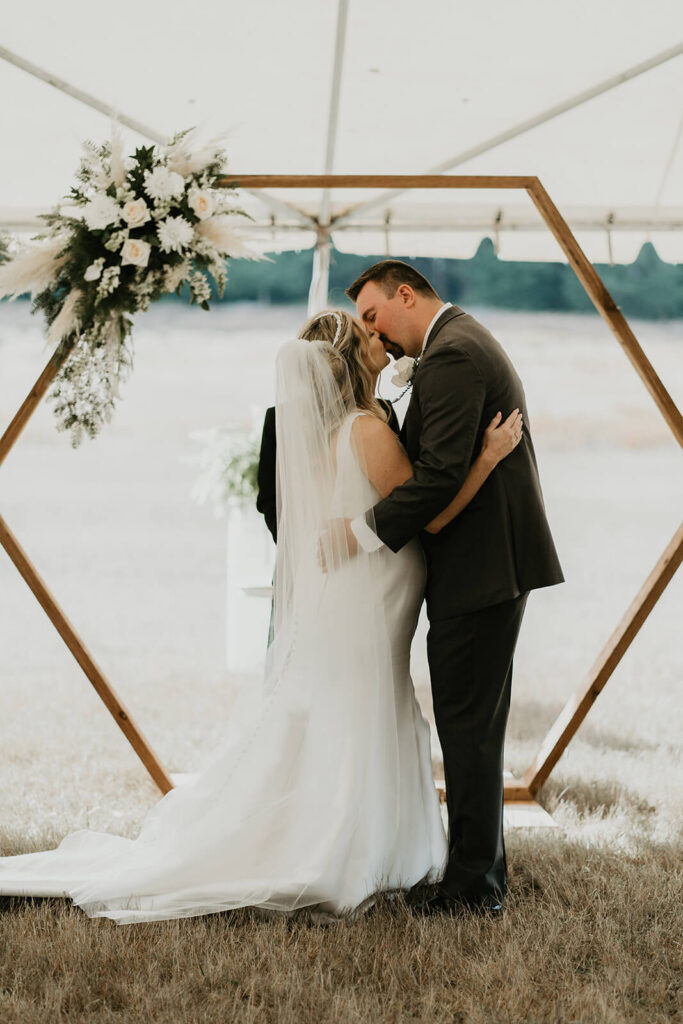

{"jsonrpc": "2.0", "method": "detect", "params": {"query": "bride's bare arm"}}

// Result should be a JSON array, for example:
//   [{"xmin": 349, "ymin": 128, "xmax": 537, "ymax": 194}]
[
  {"xmin": 423, "ymin": 408, "xmax": 522, "ymax": 533},
  {"xmin": 352, "ymin": 409, "xmax": 523, "ymax": 533}
]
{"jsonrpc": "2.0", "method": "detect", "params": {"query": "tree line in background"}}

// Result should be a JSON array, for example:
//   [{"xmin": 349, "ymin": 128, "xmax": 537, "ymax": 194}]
[
  {"xmin": 204, "ymin": 239, "xmax": 682, "ymax": 319},
  {"xmin": 3, "ymin": 237, "xmax": 680, "ymax": 319}
]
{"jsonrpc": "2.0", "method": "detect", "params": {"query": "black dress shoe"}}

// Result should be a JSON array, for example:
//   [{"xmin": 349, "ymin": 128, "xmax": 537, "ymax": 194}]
[
  {"xmin": 411, "ymin": 892, "xmax": 504, "ymax": 919},
  {"xmin": 405, "ymin": 882, "xmax": 439, "ymax": 909}
]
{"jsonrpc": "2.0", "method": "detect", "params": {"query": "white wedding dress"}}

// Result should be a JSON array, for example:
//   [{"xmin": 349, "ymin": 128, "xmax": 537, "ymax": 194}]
[{"xmin": 0, "ymin": 340, "xmax": 446, "ymax": 923}]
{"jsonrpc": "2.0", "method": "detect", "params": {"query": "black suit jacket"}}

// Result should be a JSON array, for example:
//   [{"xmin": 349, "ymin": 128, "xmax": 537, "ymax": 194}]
[
  {"xmin": 369, "ymin": 305, "xmax": 564, "ymax": 619},
  {"xmin": 256, "ymin": 399, "xmax": 400, "ymax": 543}
]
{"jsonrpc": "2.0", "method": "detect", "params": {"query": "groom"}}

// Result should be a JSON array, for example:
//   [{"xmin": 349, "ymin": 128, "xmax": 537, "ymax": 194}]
[{"xmin": 343, "ymin": 260, "xmax": 564, "ymax": 915}]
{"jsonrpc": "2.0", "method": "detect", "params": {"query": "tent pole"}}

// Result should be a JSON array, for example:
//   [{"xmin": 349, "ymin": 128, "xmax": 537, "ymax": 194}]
[
  {"xmin": 308, "ymin": 227, "xmax": 331, "ymax": 313},
  {"xmin": 307, "ymin": 0, "xmax": 348, "ymax": 313},
  {"xmin": 318, "ymin": 0, "xmax": 349, "ymax": 231}
]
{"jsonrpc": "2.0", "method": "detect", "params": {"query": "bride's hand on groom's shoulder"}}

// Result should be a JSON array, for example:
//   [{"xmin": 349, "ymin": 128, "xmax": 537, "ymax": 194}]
[
  {"xmin": 317, "ymin": 518, "xmax": 358, "ymax": 574},
  {"xmin": 481, "ymin": 409, "xmax": 523, "ymax": 466}
]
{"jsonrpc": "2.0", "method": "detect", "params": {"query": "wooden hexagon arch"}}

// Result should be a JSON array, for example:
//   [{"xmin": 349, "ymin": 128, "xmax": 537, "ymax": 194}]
[{"xmin": 1, "ymin": 175, "xmax": 681, "ymax": 808}]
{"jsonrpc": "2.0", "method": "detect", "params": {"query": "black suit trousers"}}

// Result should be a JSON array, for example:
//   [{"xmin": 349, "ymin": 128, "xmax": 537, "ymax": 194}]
[{"xmin": 426, "ymin": 591, "xmax": 529, "ymax": 903}]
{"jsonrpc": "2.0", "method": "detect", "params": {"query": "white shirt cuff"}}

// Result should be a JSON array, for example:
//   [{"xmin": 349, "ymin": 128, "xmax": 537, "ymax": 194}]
[{"xmin": 350, "ymin": 515, "xmax": 385, "ymax": 553}]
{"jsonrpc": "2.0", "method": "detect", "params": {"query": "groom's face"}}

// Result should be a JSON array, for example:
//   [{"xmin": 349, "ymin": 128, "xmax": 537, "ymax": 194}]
[{"xmin": 355, "ymin": 281, "xmax": 419, "ymax": 360}]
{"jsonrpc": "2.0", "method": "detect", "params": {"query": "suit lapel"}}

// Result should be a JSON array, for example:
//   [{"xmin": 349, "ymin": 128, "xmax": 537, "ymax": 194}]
[
  {"xmin": 401, "ymin": 305, "xmax": 466, "ymax": 457},
  {"xmin": 423, "ymin": 305, "xmax": 466, "ymax": 356}
]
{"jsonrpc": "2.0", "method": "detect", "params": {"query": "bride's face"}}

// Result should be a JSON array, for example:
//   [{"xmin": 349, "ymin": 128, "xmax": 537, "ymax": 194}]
[{"xmin": 358, "ymin": 321, "xmax": 390, "ymax": 375}]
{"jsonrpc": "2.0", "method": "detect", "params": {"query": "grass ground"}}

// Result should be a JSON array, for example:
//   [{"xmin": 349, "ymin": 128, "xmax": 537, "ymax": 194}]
[
  {"xmin": 1, "ymin": 304, "xmax": 681, "ymax": 1021},
  {"xmin": 1, "ymin": 825, "xmax": 680, "ymax": 1023}
]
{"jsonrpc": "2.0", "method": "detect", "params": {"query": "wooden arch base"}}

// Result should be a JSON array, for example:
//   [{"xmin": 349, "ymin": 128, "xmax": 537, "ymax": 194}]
[{"xmin": 0, "ymin": 175, "xmax": 681, "ymax": 811}]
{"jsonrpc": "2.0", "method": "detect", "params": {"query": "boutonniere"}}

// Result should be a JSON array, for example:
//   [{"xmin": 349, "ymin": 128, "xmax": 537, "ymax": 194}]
[{"xmin": 391, "ymin": 355, "xmax": 420, "ymax": 389}]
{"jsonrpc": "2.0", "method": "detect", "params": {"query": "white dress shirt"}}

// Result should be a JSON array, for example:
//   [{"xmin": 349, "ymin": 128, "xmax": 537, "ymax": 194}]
[{"xmin": 349, "ymin": 303, "xmax": 453, "ymax": 553}]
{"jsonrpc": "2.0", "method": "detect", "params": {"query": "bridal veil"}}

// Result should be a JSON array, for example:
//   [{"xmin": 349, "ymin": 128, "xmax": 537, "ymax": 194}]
[{"xmin": 0, "ymin": 337, "xmax": 444, "ymax": 921}]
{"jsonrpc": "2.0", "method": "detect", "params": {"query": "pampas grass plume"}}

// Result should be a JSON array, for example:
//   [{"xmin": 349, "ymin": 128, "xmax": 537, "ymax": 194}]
[
  {"xmin": 196, "ymin": 216, "xmax": 255, "ymax": 259},
  {"xmin": 0, "ymin": 237, "xmax": 70, "ymax": 300},
  {"xmin": 110, "ymin": 123, "xmax": 127, "ymax": 188},
  {"xmin": 46, "ymin": 288, "xmax": 81, "ymax": 345}
]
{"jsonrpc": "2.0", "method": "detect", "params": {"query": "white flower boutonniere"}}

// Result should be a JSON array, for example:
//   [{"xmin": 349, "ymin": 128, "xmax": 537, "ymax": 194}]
[{"xmin": 391, "ymin": 355, "xmax": 419, "ymax": 389}]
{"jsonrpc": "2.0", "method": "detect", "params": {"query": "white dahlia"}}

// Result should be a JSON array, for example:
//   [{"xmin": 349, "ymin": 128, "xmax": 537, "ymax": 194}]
[
  {"xmin": 143, "ymin": 166, "xmax": 185, "ymax": 202},
  {"xmin": 82, "ymin": 194, "xmax": 122, "ymax": 231},
  {"xmin": 157, "ymin": 216, "xmax": 194, "ymax": 253}
]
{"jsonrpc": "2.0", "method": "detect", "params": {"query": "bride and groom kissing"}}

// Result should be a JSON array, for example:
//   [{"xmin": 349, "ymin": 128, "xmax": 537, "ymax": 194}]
[{"xmin": 0, "ymin": 260, "xmax": 563, "ymax": 924}]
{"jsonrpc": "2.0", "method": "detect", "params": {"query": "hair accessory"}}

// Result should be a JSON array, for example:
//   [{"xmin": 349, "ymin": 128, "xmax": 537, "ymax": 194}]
[
  {"xmin": 312, "ymin": 311, "xmax": 343, "ymax": 347},
  {"xmin": 330, "ymin": 311, "xmax": 343, "ymax": 346}
]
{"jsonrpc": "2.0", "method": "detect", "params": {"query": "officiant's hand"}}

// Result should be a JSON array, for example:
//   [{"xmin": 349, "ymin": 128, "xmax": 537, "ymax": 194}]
[{"xmin": 317, "ymin": 518, "xmax": 358, "ymax": 574}]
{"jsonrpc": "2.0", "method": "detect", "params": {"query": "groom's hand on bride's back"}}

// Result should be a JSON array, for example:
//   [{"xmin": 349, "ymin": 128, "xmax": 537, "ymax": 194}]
[{"xmin": 317, "ymin": 518, "xmax": 358, "ymax": 574}]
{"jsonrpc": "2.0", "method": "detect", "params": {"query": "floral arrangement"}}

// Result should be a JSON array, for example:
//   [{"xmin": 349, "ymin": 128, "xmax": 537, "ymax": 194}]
[
  {"xmin": 0, "ymin": 128, "xmax": 250, "ymax": 446},
  {"xmin": 189, "ymin": 426, "xmax": 262, "ymax": 517}
]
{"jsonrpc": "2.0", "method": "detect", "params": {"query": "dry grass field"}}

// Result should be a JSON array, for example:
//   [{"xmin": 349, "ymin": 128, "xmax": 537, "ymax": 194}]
[
  {"xmin": 1, "ymin": 303, "xmax": 681, "ymax": 1022},
  {"xmin": 0, "ymin": 825, "xmax": 680, "ymax": 1023}
]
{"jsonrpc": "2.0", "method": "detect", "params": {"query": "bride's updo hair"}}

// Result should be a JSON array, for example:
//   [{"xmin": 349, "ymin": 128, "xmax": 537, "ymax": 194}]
[{"xmin": 298, "ymin": 309, "xmax": 388, "ymax": 422}]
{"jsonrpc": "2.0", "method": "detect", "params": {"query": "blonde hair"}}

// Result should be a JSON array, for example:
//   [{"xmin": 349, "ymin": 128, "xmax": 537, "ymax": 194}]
[{"xmin": 298, "ymin": 309, "xmax": 387, "ymax": 422}]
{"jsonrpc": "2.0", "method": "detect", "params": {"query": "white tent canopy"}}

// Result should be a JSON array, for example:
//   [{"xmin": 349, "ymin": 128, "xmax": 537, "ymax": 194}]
[{"xmin": 1, "ymin": 0, "xmax": 682, "ymax": 304}]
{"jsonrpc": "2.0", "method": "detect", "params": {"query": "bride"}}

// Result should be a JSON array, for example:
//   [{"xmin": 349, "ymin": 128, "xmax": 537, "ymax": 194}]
[{"xmin": 0, "ymin": 310, "xmax": 521, "ymax": 924}]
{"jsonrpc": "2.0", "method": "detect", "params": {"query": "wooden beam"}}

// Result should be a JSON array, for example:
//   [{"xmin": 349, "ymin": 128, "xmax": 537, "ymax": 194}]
[
  {"xmin": 0, "ymin": 513, "xmax": 174, "ymax": 795},
  {"xmin": 504, "ymin": 778, "xmax": 533, "ymax": 802},
  {"xmin": 0, "ymin": 340, "xmax": 74, "ymax": 469},
  {"xmin": 524, "ymin": 522, "xmax": 683, "ymax": 795},
  {"xmin": 527, "ymin": 179, "xmax": 683, "ymax": 447},
  {"xmin": 222, "ymin": 173, "xmax": 682, "ymax": 447},
  {"xmin": 436, "ymin": 778, "xmax": 534, "ymax": 804},
  {"xmin": 220, "ymin": 174, "xmax": 538, "ymax": 191},
  {"xmin": 2, "ymin": 173, "xmax": 680, "ymax": 806}
]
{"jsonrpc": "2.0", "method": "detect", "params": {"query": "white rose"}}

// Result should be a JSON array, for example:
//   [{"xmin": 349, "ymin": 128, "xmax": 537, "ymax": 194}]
[
  {"xmin": 391, "ymin": 356, "xmax": 417, "ymax": 388},
  {"xmin": 84, "ymin": 258, "xmax": 105, "ymax": 282},
  {"xmin": 188, "ymin": 188, "xmax": 214, "ymax": 220},
  {"xmin": 122, "ymin": 198, "xmax": 151, "ymax": 228},
  {"xmin": 121, "ymin": 237, "xmax": 151, "ymax": 268},
  {"xmin": 82, "ymin": 194, "xmax": 121, "ymax": 231}
]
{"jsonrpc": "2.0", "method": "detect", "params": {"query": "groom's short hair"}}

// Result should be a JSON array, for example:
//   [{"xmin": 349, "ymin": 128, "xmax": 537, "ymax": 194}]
[{"xmin": 346, "ymin": 260, "xmax": 439, "ymax": 303}]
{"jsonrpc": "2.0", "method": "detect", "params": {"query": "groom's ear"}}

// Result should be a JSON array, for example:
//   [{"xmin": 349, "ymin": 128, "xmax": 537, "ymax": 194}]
[{"xmin": 396, "ymin": 284, "xmax": 417, "ymax": 308}]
